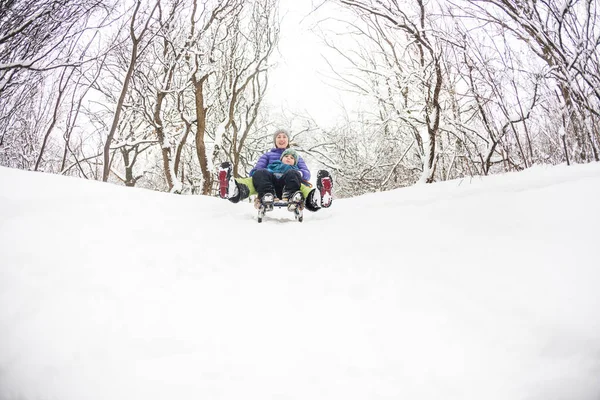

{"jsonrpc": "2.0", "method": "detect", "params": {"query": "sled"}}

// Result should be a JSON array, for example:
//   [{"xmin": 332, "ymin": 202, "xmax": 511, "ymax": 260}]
[{"xmin": 257, "ymin": 199, "xmax": 304, "ymax": 223}]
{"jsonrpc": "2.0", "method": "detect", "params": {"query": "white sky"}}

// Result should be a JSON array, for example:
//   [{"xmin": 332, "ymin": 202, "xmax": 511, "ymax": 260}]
[
  {"xmin": 265, "ymin": 0, "xmax": 356, "ymax": 128},
  {"xmin": 1, "ymin": 162, "xmax": 600, "ymax": 399}
]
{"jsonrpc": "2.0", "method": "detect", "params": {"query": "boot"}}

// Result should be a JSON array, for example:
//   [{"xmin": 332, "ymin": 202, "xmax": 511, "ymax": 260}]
[
  {"xmin": 287, "ymin": 191, "xmax": 304, "ymax": 212},
  {"xmin": 305, "ymin": 188, "xmax": 320, "ymax": 212},
  {"xmin": 316, "ymin": 170, "xmax": 333, "ymax": 208},
  {"xmin": 255, "ymin": 192, "xmax": 275, "ymax": 211},
  {"xmin": 218, "ymin": 162, "xmax": 237, "ymax": 199}
]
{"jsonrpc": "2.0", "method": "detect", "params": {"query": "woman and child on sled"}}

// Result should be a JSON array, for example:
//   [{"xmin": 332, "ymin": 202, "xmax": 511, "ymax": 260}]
[{"xmin": 218, "ymin": 128, "xmax": 332, "ymax": 213}]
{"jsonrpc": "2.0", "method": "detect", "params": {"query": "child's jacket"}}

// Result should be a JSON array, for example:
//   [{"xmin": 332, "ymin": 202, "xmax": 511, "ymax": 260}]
[{"xmin": 250, "ymin": 148, "xmax": 311, "ymax": 180}]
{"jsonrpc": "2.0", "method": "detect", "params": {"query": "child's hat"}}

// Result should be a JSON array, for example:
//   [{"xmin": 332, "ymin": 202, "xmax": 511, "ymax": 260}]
[{"xmin": 280, "ymin": 148, "xmax": 299, "ymax": 166}]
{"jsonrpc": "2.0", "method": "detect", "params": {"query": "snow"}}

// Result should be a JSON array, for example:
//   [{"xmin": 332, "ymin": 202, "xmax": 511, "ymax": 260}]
[{"xmin": 1, "ymin": 163, "xmax": 600, "ymax": 400}]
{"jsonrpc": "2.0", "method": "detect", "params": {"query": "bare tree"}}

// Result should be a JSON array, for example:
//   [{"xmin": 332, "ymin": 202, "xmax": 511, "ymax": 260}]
[
  {"xmin": 102, "ymin": 0, "xmax": 160, "ymax": 182},
  {"xmin": 314, "ymin": 0, "xmax": 598, "ymax": 197},
  {"xmin": 329, "ymin": 0, "xmax": 443, "ymax": 183},
  {"xmin": 454, "ymin": 0, "xmax": 600, "ymax": 163},
  {"xmin": 186, "ymin": 0, "xmax": 247, "ymax": 194},
  {"xmin": 0, "ymin": 0, "xmax": 113, "ymax": 171},
  {"xmin": 212, "ymin": 0, "xmax": 279, "ymax": 180},
  {"xmin": 0, "ymin": 0, "xmax": 113, "ymax": 95},
  {"xmin": 442, "ymin": 24, "xmax": 541, "ymax": 175},
  {"xmin": 60, "ymin": 51, "xmax": 108, "ymax": 175},
  {"xmin": 124, "ymin": 0, "xmax": 189, "ymax": 192},
  {"xmin": 34, "ymin": 69, "xmax": 66, "ymax": 171}
]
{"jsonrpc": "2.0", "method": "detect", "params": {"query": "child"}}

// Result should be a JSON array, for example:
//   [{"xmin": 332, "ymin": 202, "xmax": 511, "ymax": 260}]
[{"xmin": 250, "ymin": 148, "xmax": 302, "ymax": 202}]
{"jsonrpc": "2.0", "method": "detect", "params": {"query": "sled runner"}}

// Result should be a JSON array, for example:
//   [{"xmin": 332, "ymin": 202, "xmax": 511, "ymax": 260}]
[{"xmin": 256, "ymin": 192, "xmax": 304, "ymax": 223}]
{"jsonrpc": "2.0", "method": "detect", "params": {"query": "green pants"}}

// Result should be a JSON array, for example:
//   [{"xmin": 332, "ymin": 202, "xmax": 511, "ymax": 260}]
[{"xmin": 235, "ymin": 177, "xmax": 313, "ymax": 198}]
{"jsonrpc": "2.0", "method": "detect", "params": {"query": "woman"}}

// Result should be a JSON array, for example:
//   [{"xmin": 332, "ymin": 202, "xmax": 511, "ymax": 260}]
[
  {"xmin": 249, "ymin": 129, "xmax": 310, "ymax": 180},
  {"xmin": 250, "ymin": 130, "xmax": 310, "ymax": 202}
]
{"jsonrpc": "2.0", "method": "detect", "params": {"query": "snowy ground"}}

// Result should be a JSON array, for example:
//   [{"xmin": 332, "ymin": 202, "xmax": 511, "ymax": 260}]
[{"xmin": 1, "ymin": 163, "xmax": 599, "ymax": 400}]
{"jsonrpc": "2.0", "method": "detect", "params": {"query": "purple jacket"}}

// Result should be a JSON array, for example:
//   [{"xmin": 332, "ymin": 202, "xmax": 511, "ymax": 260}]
[{"xmin": 250, "ymin": 148, "xmax": 311, "ymax": 181}]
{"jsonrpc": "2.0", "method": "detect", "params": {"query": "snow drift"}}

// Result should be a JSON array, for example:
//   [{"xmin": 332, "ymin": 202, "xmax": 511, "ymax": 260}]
[{"xmin": 1, "ymin": 163, "xmax": 599, "ymax": 400}]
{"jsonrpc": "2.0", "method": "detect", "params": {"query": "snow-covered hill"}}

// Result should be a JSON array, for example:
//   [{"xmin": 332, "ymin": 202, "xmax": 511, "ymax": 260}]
[{"xmin": 1, "ymin": 164, "xmax": 599, "ymax": 400}]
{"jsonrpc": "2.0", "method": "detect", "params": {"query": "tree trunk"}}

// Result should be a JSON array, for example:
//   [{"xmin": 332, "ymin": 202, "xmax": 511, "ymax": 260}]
[
  {"xmin": 154, "ymin": 91, "xmax": 175, "ymax": 190},
  {"xmin": 121, "ymin": 148, "xmax": 135, "ymax": 187},
  {"xmin": 193, "ymin": 74, "xmax": 212, "ymax": 195},
  {"xmin": 35, "ymin": 67, "xmax": 70, "ymax": 171},
  {"xmin": 102, "ymin": 5, "xmax": 142, "ymax": 182}
]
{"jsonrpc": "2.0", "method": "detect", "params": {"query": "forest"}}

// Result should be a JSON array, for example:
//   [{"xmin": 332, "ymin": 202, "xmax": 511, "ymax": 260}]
[{"xmin": 1, "ymin": 0, "xmax": 598, "ymax": 198}]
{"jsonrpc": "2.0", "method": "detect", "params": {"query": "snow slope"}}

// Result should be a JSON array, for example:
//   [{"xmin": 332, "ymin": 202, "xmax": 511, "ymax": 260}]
[{"xmin": 1, "ymin": 163, "xmax": 599, "ymax": 400}]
